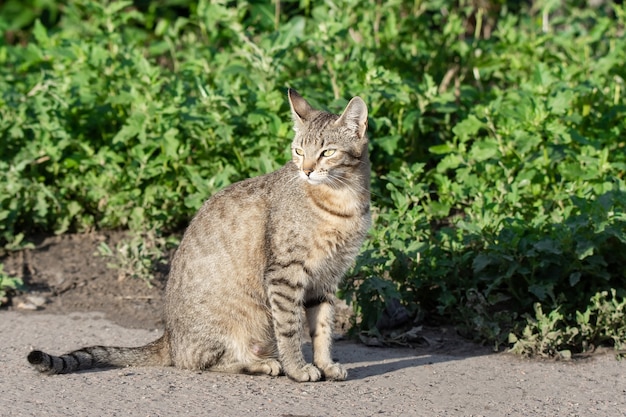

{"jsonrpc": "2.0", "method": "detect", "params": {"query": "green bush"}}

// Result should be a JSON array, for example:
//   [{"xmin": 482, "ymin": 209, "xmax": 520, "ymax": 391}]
[
  {"xmin": 341, "ymin": 1, "xmax": 626, "ymax": 353},
  {"xmin": 1, "ymin": 0, "xmax": 625, "ymax": 355}
]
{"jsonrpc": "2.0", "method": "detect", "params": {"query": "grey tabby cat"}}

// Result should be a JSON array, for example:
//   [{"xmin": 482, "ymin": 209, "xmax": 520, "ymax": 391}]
[{"xmin": 27, "ymin": 89, "xmax": 370, "ymax": 382}]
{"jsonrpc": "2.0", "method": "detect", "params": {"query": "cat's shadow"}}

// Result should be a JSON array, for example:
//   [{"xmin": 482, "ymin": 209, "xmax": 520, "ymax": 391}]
[
  {"xmin": 345, "ymin": 355, "xmax": 444, "ymax": 381},
  {"xmin": 320, "ymin": 340, "xmax": 492, "ymax": 381}
]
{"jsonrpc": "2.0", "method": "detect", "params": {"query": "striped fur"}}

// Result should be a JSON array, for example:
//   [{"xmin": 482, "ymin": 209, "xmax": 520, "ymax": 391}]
[
  {"xmin": 27, "ymin": 335, "xmax": 171, "ymax": 374},
  {"xmin": 27, "ymin": 90, "xmax": 370, "ymax": 382}
]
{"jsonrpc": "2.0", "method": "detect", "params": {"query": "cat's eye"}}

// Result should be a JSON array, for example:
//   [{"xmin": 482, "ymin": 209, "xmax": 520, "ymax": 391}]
[
  {"xmin": 294, "ymin": 148, "xmax": 304, "ymax": 156},
  {"xmin": 321, "ymin": 149, "xmax": 336, "ymax": 157}
]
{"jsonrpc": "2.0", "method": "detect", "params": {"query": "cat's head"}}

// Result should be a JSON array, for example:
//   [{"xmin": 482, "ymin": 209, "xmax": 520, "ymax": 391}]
[{"xmin": 288, "ymin": 89, "xmax": 369, "ymax": 186}]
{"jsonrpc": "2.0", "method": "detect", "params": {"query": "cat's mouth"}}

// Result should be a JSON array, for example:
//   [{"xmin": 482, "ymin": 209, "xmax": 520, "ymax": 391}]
[
  {"xmin": 305, "ymin": 177, "xmax": 323, "ymax": 185},
  {"xmin": 300, "ymin": 171, "xmax": 325, "ymax": 185}
]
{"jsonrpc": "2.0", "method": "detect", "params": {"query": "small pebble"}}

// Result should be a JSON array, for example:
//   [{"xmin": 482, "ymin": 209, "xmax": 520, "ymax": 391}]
[
  {"xmin": 26, "ymin": 295, "xmax": 48, "ymax": 307},
  {"xmin": 16, "ymin": 301, "xmax": 39, "ymax": 311}
]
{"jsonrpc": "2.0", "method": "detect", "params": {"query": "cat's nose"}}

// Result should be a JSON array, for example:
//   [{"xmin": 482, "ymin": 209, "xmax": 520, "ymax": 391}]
[{"xmin": 302, "ymin": 168, "xmax": 313, "ymax": 177}]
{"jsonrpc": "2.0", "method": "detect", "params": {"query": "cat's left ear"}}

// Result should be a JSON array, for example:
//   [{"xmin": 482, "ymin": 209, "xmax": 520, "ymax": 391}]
[{"xmin": 335, "ymin": 96, "xmax": 368, "ymax": 139}]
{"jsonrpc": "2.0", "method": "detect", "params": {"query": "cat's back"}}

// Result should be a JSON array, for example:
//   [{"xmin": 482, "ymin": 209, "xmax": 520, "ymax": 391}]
[
  {"xmin": 192, "ymin": 163, "xmax": 297, "ymax": 223},
  {"xmin": 167, "ymin": 164, "xmax": 295, "ymax": 278}
]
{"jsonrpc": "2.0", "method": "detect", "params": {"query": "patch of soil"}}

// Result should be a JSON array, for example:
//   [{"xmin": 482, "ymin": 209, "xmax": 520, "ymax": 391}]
[
  {"xmin": 2, "ymin": 233, "xmax": 165, "ymax": 329},
  {"xmin": 2, "ymin": 232, "xmax": 487, "ymax": 356}
]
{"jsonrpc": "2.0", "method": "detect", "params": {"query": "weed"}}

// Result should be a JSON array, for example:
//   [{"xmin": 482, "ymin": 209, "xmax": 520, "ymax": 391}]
[
  {"xmin": 0, "ymin": 263, "xmax": 23, "ymax": 306},
  {"xmin": 98, "ymin": 231, "xmax": 178, "ymax": 286}
]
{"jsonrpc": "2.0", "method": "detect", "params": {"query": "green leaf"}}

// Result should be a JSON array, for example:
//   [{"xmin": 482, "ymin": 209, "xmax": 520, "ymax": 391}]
[
  {"xmin": 473, "ymin": 253, "xmax": 494, "ymax": 273},
  {"xmin": 575, "ymin": 240, "xmax": 595, "ymax": 260},
  {"xmin": 547, "ymin": 89, "xmax": 574, "ymax": 116},
  {"xmin": 469, "ymin": 140, "xmax": 499, "ymax": 162},
  {"xmin": 105, "ymin": 0, "xmax": 133, "ymax": 16},
  {"xmin": 426, "ymin": 201, "xmax": 451, "ymax": 218},
  {"xmin": 32, "ymin": 19, "xmax": 50, "ymax": 47},
  {"xmin": 532, "ymin": 62, "xmax": 556, "ymax": 88},
  {"xmin": 377, "ymin": 135, "xmax": 401, "ymax": 155},
  {"xmin": 429, "ymin": 143, "xmax": 454, "ymax": 155},
  {"xmin": 452, "ymin": 115, "xmax": 485, "ymax": 142},
  {"xmin": 528, "ymin": 283, "xmax": 553, "ymax": 302},
  {"xmin": 533, "ymin": 239, "xmax": 562, "ymax": 255},
  {"xmin": 436, "ymin": 154, "xmax": 464, "ymax": 172}
]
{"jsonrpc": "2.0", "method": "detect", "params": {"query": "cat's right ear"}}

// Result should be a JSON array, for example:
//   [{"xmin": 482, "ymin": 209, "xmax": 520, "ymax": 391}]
[
  {"xmin": 335, "ymin": 96, "xmax": 368, "ymax": 139},
  {"xmin": 288, "ymin": 88, "xmax": 315, "ymax": 128}
]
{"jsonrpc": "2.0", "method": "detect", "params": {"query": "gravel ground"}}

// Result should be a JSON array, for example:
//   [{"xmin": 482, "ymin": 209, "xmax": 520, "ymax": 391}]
[{"xmin": 2, "ymin": 311, "xmax": 625, "ymax": 417}]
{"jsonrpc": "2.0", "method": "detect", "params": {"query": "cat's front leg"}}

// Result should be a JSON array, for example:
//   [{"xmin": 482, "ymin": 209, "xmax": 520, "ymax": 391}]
[
  {"xmin": 306, "ymin": 295, "xmax": 347, "ymax": 381},
  {"xmin": 266, "ymin": 266, "xmax": 322, "ymax": 382}
]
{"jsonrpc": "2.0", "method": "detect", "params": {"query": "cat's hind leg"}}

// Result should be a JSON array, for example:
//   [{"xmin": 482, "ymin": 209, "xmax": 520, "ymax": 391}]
[
  {"xmin": 211, "ymin": 358, "xmax": 282, "ymax": 376},
  {"xmin": 209, "ymin": 338, "xmax": 282, "ymax": 376}
]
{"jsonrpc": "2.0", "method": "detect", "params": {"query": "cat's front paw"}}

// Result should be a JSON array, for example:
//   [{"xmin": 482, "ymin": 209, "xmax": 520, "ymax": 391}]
[
  {"xmin": 320, "ymin": 362, "xmax": 348, "ymax": 381},
  {"xmin": 286, "ymin": 363, "xmax": 322, "ymax": 382}
]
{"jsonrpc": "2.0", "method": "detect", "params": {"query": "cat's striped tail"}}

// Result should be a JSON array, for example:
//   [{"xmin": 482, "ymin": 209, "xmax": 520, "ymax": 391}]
[{"xmin": 27, "ymin": 333, "xmax": 171, "ymax": 374}]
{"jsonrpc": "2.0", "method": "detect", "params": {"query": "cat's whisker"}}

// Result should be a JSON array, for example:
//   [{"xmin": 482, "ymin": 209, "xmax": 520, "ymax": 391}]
[
  {"xmin": 325, "ymin": 175, "xmax": 353, "ymax": 192},
  {"xmin": 284, "ymin": 173, "xmax": 302, "ymax": 187},
  {"xmin": 327, "ymin": 174, "xmax": 370, "ymax": 198},
  {"xmin": 330, "ymin": 172, "xmax": 384, "ymax": 200}
]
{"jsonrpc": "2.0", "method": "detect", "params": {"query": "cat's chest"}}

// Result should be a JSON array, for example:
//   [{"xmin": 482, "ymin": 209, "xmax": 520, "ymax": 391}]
[
  {"xmin": 316, "ymin": 215, "xmax": 367, "ymax": 251},
  {"xmin": 305, "ymin": 186, "xmax": 370, "ymax": 262},
  {"xmin": 304, "ymin": 212, "xmax": 369, "ymax": 277}
]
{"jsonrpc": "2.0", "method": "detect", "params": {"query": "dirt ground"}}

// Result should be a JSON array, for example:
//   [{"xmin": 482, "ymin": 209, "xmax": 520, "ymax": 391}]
[
  {"xmin": 1, "ymin": 233, "xmax": 625, "ymax": 416},
  {"xmin": 2, "ymin": 233, "xmax": 166, "ymax": 330}
]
